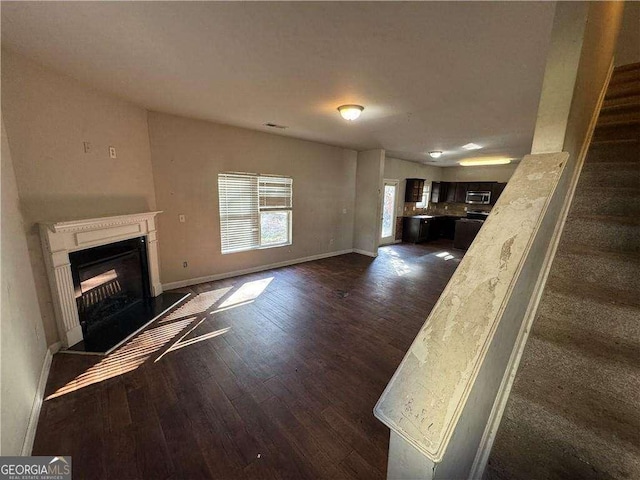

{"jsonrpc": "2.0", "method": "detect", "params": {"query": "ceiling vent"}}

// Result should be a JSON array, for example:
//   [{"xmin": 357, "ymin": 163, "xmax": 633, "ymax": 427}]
[{"xmin": 264, "ymin": 123, "xmax": 288, "ymax": 129}]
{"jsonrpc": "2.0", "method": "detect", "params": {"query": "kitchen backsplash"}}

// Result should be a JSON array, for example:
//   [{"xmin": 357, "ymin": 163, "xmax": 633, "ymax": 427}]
[{"xmin": 403, "ymin": 202, "xmax": 492, "ymax": 217}]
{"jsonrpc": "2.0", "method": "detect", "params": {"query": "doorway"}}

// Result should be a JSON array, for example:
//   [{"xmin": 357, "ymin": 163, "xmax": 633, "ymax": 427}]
[{"xmin": 381, "ymin": 179, "xmax": 399, "ymax": 245}]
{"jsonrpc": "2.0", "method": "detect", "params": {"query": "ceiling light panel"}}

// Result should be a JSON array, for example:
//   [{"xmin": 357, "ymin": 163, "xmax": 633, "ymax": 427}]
[
  {"xmin": 462, "ymin": 143, "xmax": 483, "ymax": 150},
  {"xmin": 459, "ymin": 157, "xmax": 512, "ymax": 166}
]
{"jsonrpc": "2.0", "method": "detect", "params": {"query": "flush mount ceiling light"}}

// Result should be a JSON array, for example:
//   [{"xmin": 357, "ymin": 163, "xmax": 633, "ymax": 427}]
[
  {"xmin": 337, "ymin": 104, "xmax": 364, "ymax": 121},
  {"xmin": 459, "ymin": 157, "xmax": 512, "ymax": 166},
  {"xmin": 462, "ymin": 143, "xmax": 483, "ymax": 150},
  {"xmin": 429, "ymin": 151, "xmax": 443, "ymax": 159}
]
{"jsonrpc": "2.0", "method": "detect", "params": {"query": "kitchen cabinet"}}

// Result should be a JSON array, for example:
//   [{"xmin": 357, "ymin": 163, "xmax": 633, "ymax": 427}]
[
  {"xmin": 491, "ymin": 183, "xmax": 507, "ymax": 205},
  {"xmin": 429, "ymin": 215, "xmax": 459, "ymax": 240},
  {"xmin": 445, "ymin": 182, "xmax": 457, "ymax": 203},
  {"xmin": 454, "ymin": 219, "xmax": 484, "ymax": 249},
  {"xmin": 402, "ymin": 216, "xmax": 431, "ymax": 243},
  {"xmin": 405, "ymin": 178, "xmax": 425, "ymax": 202},
  {"xmin": 455, "ymin": 183, "xmax": 468, "ymax": 203},
  {"xmin": 430, "ymin": 181, "xmax": 451, "ymax": 203}
]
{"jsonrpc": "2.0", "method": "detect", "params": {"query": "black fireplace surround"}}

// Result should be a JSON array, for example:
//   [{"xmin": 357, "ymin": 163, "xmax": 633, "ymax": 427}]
[{"xmin": 69, "ymin": 236, "xmax": 151, "ymax": 351}]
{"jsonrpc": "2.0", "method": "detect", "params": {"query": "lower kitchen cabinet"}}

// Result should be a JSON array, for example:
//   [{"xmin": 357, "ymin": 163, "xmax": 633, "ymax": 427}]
[
  {"xmin": 454, "ymin": 219, "xmax": 484, "ymax": 249},
  {"xmin": 402, "ymin": 216, "xmax": 431, "ymax": 243}
]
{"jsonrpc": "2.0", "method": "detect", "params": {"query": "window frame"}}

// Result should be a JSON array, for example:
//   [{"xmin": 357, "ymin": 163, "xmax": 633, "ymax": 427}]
[{"xmin": 218, "ymin": 172, "xmax": 293, "ymax": 254}]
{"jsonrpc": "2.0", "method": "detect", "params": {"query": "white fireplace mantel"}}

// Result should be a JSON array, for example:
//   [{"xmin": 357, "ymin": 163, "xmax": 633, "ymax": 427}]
[{"xmin": 39, "ymin": 211, "xmax": 163, "ymax": 348}]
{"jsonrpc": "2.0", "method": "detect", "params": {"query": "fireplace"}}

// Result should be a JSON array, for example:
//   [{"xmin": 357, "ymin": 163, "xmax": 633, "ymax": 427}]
[
  {"xmin": 40, "ymin": 211, "xmax": 188, "ymax": 353},
  {"xmin": 70, "ymin": 236, "xmax": 150, "ymax": 346}
]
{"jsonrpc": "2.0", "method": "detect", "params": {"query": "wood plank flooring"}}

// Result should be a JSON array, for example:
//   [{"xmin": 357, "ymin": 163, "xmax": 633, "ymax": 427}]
[{"xmin": 33, "ymin": 241, "xmax": 462, "ymax": 479}]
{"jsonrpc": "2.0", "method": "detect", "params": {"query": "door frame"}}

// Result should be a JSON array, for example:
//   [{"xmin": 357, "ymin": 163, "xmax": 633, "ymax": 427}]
[{"xmin": 380, "ymin": 179, "xmax": 400, "ymax": 245}]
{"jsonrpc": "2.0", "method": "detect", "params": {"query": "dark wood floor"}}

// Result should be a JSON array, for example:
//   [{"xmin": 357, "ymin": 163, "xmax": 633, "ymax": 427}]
[{"xmin": 34, "ymin": 241, "xmax": 462, "ymax": 479}]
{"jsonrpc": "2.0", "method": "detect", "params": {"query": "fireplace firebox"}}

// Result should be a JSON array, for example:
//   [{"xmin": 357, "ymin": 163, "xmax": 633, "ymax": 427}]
[{"xmin": 70, "ymin": 236, "xmax": 150, "ymax": 342}]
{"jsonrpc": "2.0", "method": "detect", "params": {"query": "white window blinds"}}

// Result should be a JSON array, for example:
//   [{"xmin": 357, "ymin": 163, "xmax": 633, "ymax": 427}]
[
  {"xmin": 218, "ymin": 173, "xmax": 292, "ymax": 254},
  {"xmin": 259, "ymin": 176, "xmax": 293, "ymax": 209}
]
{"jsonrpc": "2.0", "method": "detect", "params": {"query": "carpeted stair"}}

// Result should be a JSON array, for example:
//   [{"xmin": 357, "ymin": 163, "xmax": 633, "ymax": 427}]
[{"xmin": 486, "ymin": 63, "xmax": 640, "ymax": 479}]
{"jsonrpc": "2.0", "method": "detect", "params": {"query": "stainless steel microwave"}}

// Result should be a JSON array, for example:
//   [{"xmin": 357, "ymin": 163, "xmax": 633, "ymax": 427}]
[{"xmin": 466, "ymin": 191, "xmax": 491, "ymax": 204}]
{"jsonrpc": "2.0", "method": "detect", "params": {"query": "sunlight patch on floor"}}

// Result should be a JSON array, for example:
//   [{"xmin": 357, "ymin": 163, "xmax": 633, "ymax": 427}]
[
  {"xmin": 46, "ymin": 316, "xmax": 196, "ymax": 400},
  {"xmin": 160, "ymin": 327, "xmax": 231, "ymax": 357},
  {"xmin": 159, "ymin": 287, "xmax": 232, "ymax": 323},
  {"xmin": 217, "ymin": 277, "xmax": 273, "ymax": 309},
  {"xmin": 390, "ymin": 257, "xmax": 411, "ymax": 276},
  {"xmin": 46, "ymin": 278, "xmax": 274, "ymax": 399},
  {"xmin": 435, "ymin": 251, "xmax": 455, "ymax": 261}
]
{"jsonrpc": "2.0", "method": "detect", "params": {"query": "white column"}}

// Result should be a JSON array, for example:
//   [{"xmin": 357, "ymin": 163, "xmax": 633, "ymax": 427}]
[
  {"xmin": 146, "ymin": 229, "xmax": 163, "ymax": 296},
  {"xmin": 48, "ymin": 251, "xmax": 83, "ymax": 348}
]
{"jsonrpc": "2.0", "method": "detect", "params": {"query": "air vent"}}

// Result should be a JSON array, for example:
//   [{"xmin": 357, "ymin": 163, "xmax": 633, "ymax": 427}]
[{"xmin": 264, "ymin": 123, "xmax": 288, "ymax": 129}]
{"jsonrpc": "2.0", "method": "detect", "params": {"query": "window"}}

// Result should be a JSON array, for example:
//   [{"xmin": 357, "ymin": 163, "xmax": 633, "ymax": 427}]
[
  {"xmin": 218, "ymin": 173, "xmax": 292, "ymax": 254},
  {"xmin": 416, "ymin": 182, "xmax": 431, "ymax": 208}
]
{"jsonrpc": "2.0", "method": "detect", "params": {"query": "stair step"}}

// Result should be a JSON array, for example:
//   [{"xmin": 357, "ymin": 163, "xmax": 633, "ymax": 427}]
[
  {"xmin": 592, "ymin": 122, "xmax": 640, "ymax": 143},
  {"xmin": 578, "ymin": 161, "xmax": 640, "ymax": 189},
  {"xmin": 560, "ymin": 214, "xmax": 640, "ymax": 253},
  {"xmin": 585, "ymin": 139, "xmax": 640, "ymax": 162},
  {"xmin": 600, "ymin": 94, "xmax": 640, "ymax": 113},
  {"xmin": 549, "ymin": 247, "xmax": 640, "ymax": 297},
  {"xmin": 490, "ymin": 391, "xmax": 640, "ymax": 480},
  {"xmin": 597, "ymin": 110, "xmax": 640, "ymax": 128},
  {"xmin": 513, "ymin": 335, "xmax": 640, "ymax": 443},
  {"xmin": 609, "ymin": 67, "xmax": 640, "ymax": 86},
  {"xmin": 605, "ymin": 82, "xmax": 640, "ymax": 100},
  {"xmin": 612, "ymin": 62, "xmax": 640, "ymax": 75},
  {"xmin": 535, "ymin": 287, "xmax": 640, "ymax": 355},
  {"xmin": 572, "ymin": 187, "xmax": 640, "ymax": 216}
]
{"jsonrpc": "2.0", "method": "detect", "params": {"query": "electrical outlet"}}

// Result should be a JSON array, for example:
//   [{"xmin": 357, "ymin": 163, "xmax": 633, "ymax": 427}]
[
  {"xmin": 444, "ymin": 205, "xmax": 448, "ymax": 210},
  {"xmin": 183, "ymin": 261, "xmax": 188, "ymax": 268},
  {"xmin": 179, "ymin": 214, "xmax": 186, "ymax": 223},
  {"xmin": 342, "ymin": 208, "xmax": 347, "ymax": 214},
  {"xmin": 109, "ymin": 146, "xmax": 117, "ymax": 159},
  {"xmin": 83, "ymin": 142, "xmax": 91, "ymax": 153},
  {"xmin": 329, "ymin": 238, "xmax": 334, "ymax": 245}
]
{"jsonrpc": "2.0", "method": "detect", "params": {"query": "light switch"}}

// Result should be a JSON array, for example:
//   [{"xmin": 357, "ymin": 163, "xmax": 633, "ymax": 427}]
[{"xmin": 179, "ymin": 214, "xmax": 186, "ymax": 223}]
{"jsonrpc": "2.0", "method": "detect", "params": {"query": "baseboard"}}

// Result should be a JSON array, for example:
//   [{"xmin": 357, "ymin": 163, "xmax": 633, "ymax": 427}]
[
  {"xmin": 162, "ymin": 249, "xmax": 354, "ymax": 290},
  {"xmin": 353, "ymin": 249, "xmax": 378, "ymax": 257},
  {"xmin": 21, "ymin": 344, "xmax": 57, "ymax": 456},
  {"xmin": 468, "ymin": 58, "xmax": 616, "ymax": 480}
]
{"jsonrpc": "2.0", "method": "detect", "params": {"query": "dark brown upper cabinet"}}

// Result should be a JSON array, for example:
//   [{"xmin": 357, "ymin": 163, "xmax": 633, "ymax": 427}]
[
  {"xmin": 405, "ymin": 178, "xmax": 425, "ymax": 202},
  {"xmin": 455, "ymin": 183, "xmax": 468, "ymax": 203},
  {"xmin": 430, "ymin": 181, "xmax": 451, "ymax": 203}
]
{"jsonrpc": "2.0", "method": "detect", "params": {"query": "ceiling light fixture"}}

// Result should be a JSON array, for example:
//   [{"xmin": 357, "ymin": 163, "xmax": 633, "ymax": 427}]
[
  {"xmin": 429, "ymin": 151, "xmax": 443, "ymax": 159},
  {"xmin": 462, "ymin": 143, "xmax": 483, "ymax": 150},
  {"xmin": 337, "ymin": 104, "xmax": 364, "ymax": 121},
  {"xmin": 459, "ymin": 158, "xmax": 512, "ymax": 167}
]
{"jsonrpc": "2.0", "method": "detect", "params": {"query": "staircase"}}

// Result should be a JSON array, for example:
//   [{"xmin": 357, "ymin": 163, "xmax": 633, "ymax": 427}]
[{"xmin": 486, "ymin": 63, "xmax": 640, "ymax": 479}]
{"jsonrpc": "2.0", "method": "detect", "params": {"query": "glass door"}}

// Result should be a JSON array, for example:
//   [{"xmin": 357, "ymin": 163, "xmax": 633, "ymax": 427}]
[{"xmin": 381, "ymin": 180, "xmax": 398, "ymax": 245}]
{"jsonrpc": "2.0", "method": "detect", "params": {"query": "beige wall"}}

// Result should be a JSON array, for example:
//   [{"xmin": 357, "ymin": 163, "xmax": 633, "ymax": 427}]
[
  {"xmin": 563, "ymin": 1, "xmax": 624, "ymax": 160},
  {"xmin": 614, "ymin": 1, "xmax": 640, "ymax": 66},
  {"xmin": 439, "ymin": 164, "xmax": 517, "ymax": 183},
  {"xmin": 147, "ymin": 111, "xmax": 357, "ymax": 285},
  {"xmin": 1, "ymin": 51, "xmax": 157, "ymax": 345},
  {"xmin": 1, "ymin": 117, "xmax": 48, "ymax": 455},
  {"xmin": 353, "ymin": 149, "xmax": 385, "ymax": 255}
]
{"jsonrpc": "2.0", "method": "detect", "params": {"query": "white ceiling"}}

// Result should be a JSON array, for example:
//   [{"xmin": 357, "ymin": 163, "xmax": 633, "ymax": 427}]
[{"xmin": 1, "ymin": 1, "xmax": 556, "ymax": 166}]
